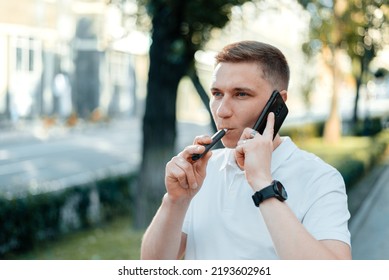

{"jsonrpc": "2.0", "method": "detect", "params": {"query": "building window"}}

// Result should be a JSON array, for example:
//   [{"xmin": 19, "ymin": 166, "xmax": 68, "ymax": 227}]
[{"xmin": 14, "ymin": 37, "xmax": 39, "ymax": 72}]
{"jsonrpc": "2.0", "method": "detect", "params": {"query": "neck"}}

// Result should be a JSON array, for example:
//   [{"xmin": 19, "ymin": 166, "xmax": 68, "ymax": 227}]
[{"xmin": 273, "ymin": 134, "xmax": 283, "ymax": 150}]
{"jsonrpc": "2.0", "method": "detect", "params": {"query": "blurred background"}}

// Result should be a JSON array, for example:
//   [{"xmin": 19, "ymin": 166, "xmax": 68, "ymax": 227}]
[{"xmin": 0, "ymin": 0, "xmax": 388, "ymax": 260}]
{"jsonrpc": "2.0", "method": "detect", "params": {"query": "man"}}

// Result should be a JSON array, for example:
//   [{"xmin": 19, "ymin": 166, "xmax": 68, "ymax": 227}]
[{"xmin": 141, "ymin": 41, "xmax": 351, "ymax": 260}]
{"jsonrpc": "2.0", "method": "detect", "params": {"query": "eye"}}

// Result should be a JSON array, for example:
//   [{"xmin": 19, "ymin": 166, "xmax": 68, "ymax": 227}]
[
  {"xmin": 211, "ymin": 91, "xmax": 223, "ymax": 98},
  {"xmin": 236, "ymin": 91, "xmax": 249, "ymax": 98}
]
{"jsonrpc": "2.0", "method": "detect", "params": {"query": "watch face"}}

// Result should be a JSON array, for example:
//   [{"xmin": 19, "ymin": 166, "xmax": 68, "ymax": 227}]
[{"xmin": 274, "ymin": 181, "xmax": 288, "ymax": 201}]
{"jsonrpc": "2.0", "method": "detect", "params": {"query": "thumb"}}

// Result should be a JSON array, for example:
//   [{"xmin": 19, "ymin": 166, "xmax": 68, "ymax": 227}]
[{"xmin": 195, "ymin": 150, "xmax": 212, "ymax": 175}]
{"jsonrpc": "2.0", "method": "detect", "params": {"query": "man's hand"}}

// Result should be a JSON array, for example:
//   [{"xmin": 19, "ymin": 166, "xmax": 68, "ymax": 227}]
[
  {"xmin": 235, "ymin": 113, "xmax": 275, "ymax": 191},
  {"xmin": 165, "ymin": 135, "xmax": 213, "ymax": 203}
]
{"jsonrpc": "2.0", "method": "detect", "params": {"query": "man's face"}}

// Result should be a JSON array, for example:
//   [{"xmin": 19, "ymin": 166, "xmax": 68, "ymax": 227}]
[{"xmin": 210, "ymin": 62, "xmax": 274, "ymax": 148}]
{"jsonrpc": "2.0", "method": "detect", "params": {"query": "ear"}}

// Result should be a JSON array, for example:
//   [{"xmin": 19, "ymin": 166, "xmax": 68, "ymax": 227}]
[{"xmin": 279, "ymin": 90, "xmax": 288, "ymax": 102}]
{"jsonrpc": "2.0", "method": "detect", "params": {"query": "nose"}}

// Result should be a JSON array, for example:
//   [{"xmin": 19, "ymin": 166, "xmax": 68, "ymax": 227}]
[{"xmin": 215, "ymin": 97, "xmax": 233, "ymax": 119}]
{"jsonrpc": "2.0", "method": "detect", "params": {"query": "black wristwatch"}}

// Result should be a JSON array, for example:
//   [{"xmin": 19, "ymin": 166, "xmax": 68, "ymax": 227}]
[{"xmin": 252, "ymin": 180, "xmax": 288, "ymax": 207}]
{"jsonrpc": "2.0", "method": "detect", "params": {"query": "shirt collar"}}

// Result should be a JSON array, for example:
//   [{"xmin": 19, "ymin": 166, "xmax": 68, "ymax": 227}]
[
  {"xmin": 271, "ymin": 137, "xmax": 297, "ymax": 173},
  {"xmin": 217, "ymin": 137, "xmax": 297, "ymax": 173},
  {"xmin": 219, "ymin": 148, "xmax": 236, "ymax": 171}
]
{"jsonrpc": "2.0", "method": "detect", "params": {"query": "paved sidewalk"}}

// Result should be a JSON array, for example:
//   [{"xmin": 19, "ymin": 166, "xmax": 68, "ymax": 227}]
[{"xmin": 349, "ymin": 155, "xmax": 389, "ymax": 259}]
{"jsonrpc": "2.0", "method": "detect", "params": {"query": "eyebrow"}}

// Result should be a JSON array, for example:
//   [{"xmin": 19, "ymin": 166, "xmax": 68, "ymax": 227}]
[
  {"xmin": 210, "ymin": 87, "xmax": 255, "ymax": 92},
  {"xmin": 233, "ymin": 87, "xmax": 254, "ymax": 92}
]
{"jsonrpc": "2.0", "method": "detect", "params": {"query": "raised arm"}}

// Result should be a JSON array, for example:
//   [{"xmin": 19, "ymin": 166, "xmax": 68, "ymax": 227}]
[
  {"xmin": 140, "ymin": 136, "xmax": 213, "ymax": 259},
  {"xmin": 235, "ymin": 113, "xmax": 351, "ymax": 259}
]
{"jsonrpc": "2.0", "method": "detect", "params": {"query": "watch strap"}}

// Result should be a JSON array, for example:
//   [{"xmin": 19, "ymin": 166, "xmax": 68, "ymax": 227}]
[{"xmin": 252, "ymin": 180, "xmax": 287, "ymax": 207}]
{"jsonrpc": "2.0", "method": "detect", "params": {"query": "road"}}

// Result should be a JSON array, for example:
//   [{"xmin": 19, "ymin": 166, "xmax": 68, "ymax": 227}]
[
  {"xmin": 348, "ymin": 154, "xmax": 389, "ymax": 259},
  {"xmin": 0, "ymin": 118, "xmax": 212, "ymax": 198}
]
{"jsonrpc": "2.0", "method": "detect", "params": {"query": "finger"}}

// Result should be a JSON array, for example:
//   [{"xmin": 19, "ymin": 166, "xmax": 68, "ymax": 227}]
[
  {"xmin": 166, "ymin": 159, "xmax": 189, "ymax": 189},
  {"xmin": 239, "ymin": 127, "xmax": 256, "ymax": 141},
  {"xmin": 250, "ymin": 129, "xmax": 258, "ymax": 139},
  {"xmin": 180, "ymin": 144, "xmax": 206, "ymax": 160},
  {"xmin": 234, "ymin": 143, "xmax": 245, "ymax": 169},
  {"xmin": 263, "ymin": 112, "xmax": 275, "ymax": 139},
  {"xmin": 237, "ymin": 138, "xmax": 249, "ymax": 146},
  {"xmin": 167, "ymin": 157, "xmax": 197, "ymax": 189},
  {"xmin": 175, "ymin": 157, "xmax": 198, "ymax": 189},
  {"xmin": 193, "ymin": 135, "xmax": 213, "ymax": 146},
  {"xmin": 194, "ymin": 149, "xmax": 212, "ymax": 176}
]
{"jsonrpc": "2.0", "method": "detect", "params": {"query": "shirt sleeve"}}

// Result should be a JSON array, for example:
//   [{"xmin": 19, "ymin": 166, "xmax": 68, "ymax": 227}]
[{"xmin": 301, "ymin": 169, "xmax": 351, "ymax": 246}]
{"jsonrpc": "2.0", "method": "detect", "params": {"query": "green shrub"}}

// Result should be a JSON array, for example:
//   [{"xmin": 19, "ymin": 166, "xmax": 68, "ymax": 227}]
[
  {"xmin": 353, "ymin": 117, "xmax": 384, "ymax": 136},
  {"xmin": 297, "ymin": 131, "xmax": 389, "ymax": 191},
  {"xmin": 0, "ymin": 173, "xmax": 135, "ymax": 258},
  {"xmin": 281, "ymin": 121, "xmax": 325, "ymax": 140}
]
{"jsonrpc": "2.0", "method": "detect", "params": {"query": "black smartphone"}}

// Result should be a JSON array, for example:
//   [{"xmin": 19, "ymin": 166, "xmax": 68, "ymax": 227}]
[{"xmin": 252, "ymin": 90, "xmax": 288, "ymax": 139}]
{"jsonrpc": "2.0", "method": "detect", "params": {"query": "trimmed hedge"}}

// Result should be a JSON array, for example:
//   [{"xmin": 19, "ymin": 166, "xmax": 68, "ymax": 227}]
[
  {"xmin": 282, "ymin": 118, "xmax": 389, "ymax": 189},
  {"xmin": 281, "ymin": 116, "xmax": 385, "ymax": 139},
  {"xmin": 281, "ymin": 121, "xmax": 325, "ymax": 139},
  {"xmin": 298, "ymin": 130, "xmax": 389, "ymax": 190},
  {"xmin": 0, "ymin": 174, "xmax": 135, "ymax": 258}
]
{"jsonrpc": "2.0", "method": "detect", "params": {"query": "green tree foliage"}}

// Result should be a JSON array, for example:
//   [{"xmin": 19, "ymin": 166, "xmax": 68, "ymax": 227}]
[
  {"xmin": 298, "ymin": 0, "xmax": 389, "ymax": 140},
  {"xmin": 341, "ymin": 1, "xmax": 388, "ymax": 123}
]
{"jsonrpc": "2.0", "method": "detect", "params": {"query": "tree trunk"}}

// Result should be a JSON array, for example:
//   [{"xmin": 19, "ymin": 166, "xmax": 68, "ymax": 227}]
[
  {"xmin": 134, "ymin": 4, "xmax": 191, "ymax": 229},
  {"xmin": 322, "ymin": 3, "xmax": 346, "ymax": 144},
  {"xmin": 323, "ymin": 48, "xmax": 342, "ymax": 144},
  {"xmin": 353, "ymin": 75, "xmax": 362, "ymax": 124},
  {"xmin": 352, "ymin": 53, "xmax": 370, "ymax": 128},
  {"xmin": 187, "ymin": 64, "xmax": 217, "ymax": 133},
  {"xmin": 134, "ymin": 76, "xmax": 180, "ymax": 229}
]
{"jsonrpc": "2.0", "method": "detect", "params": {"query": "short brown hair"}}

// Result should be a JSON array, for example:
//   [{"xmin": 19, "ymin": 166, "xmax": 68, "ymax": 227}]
[{"xmin": 215, "ymin": 41, "xmax": 290, "ymax": 91}]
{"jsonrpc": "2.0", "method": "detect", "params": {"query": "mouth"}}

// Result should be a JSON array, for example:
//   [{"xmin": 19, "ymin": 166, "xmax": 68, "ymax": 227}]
[{"xmin": 219, "ymin": 128, "xmax": 231, "ymax": 135}]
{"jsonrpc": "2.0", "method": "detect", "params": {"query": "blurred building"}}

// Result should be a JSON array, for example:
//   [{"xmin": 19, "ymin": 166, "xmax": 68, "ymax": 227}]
[{"xmin": 0, "ymin": 0, "xmax": 143, "ymax": 124}]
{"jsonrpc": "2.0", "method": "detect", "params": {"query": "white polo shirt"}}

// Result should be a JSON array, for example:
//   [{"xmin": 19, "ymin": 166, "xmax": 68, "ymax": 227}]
[{"xmin": 182, "ymin": 137, "xmax": 351, "ymax": 259}]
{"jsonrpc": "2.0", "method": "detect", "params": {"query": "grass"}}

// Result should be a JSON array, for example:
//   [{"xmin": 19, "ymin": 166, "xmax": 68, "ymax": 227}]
[{"xmin": 7, "ymin": 215, "xmax": 144, "ymax": 260}]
